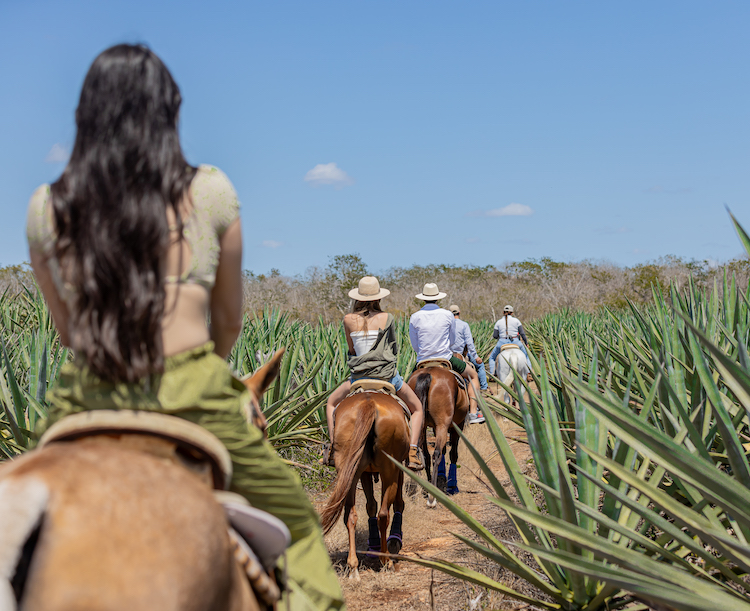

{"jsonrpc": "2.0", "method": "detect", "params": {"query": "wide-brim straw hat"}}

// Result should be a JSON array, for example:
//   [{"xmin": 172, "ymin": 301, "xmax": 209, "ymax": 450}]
[
  {"xmin": 415, "ymin": 283, "xmax": 447, "ymax": 301},
  {"xmin": 349, "ymin": 276, "xmax": 390, "ymax": 301}
]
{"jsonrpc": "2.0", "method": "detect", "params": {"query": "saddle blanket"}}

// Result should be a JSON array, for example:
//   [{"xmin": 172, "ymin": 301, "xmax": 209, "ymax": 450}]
[{"xmin": 346, "ymin": 384, "xmax": 411, "ymax": 422}]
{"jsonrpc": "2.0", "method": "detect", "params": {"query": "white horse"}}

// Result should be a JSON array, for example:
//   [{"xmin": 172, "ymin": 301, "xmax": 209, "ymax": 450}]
[{"xmin": 495, "ymin": 345, "xmax": 530, "ymax": 405}]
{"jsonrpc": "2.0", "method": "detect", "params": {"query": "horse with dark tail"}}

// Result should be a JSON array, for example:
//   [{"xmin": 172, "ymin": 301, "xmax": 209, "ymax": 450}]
[
  {"xmin": 320, "ymin": 391, "xmax": 410, "ymax": 579},
  {"xmin": 408, "ymin": 367, "xmax": 469, "ymax": 507}
]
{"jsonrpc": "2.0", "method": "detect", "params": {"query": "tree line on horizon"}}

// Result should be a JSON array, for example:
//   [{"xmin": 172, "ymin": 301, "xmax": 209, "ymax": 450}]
[
  {"xmin": 240, "ymin": 253, "xmax": 750, "ymax": 324},
  {"xmin": 2, "ymin": 253, "xmax": 748, "ymax": 325}
]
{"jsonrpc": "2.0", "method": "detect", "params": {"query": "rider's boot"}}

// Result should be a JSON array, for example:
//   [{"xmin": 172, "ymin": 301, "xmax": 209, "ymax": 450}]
[{"xmin": 408, "ymin": 445, "xmax": 425, "ymax": 471}]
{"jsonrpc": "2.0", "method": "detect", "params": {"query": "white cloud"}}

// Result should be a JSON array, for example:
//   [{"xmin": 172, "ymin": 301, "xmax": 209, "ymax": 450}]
[
  {"xmin": 304, "ymin": 162, "xmax": 354, "ymax": 187},
  {"xmin": 484, "ymin": 203, "xmax": 534, "ymax": 217},
  {"xmin": 45, "ymin": 143, "xmax": 69, "ymax": 163},
  {"xmin": 262, "ymin": 240, "xmax": 283, "ymax": 249}
]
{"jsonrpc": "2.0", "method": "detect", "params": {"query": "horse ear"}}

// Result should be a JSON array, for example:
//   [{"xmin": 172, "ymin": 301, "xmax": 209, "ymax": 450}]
[{"xmin": 242, "ymin": 349, "xmax": 285, "ymax": 401}]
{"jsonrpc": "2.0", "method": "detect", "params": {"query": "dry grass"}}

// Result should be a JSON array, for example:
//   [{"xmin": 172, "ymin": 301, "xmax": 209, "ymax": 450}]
[{"xmin": 313, "ymin": 411, "xmax": 549, "ymax": 611}]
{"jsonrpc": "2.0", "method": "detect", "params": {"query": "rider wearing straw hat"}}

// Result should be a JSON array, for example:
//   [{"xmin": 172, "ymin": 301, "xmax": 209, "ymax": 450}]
[
  {"xmin": 323, "ymin": 276, "xmax": 425, "ymax": 470},
  {"xmin": 409, "ymin": 283, "xmax": 479, "ymax": 411}
]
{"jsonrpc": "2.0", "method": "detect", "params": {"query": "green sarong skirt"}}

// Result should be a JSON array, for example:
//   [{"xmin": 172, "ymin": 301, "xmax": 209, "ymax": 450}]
[{"xmin": 36, "ymin": 342, "xmax": 345, "ymax": 611}]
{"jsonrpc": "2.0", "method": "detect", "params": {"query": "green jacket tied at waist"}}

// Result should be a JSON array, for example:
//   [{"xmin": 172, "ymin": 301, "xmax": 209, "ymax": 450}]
[{"xmin": 346, "ymin": 313, "xmax": 398, "ymax": 380}]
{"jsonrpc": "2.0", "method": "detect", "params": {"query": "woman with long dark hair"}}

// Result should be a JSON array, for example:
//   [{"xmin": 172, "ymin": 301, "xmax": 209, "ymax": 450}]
[{"xmin": 27, "ymin": 44, "xmax": 343, "ymax": 610}]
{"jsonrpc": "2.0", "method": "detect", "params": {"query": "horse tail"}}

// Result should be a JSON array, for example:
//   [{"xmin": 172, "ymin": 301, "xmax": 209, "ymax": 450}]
[
  {"xmin": 504, "ymin": 350, "xmax": 525, "ymax": 387},
  {"xmin": 503, "ymin": 356, "xmax": 515, "ymax": 388},
  {"xmin": 320, "ymin": 400, "xmax": 378, "ymax": 534},
  {"xmin": 413, "ymin": 372, "xmax": 432, "ymax": 413}
]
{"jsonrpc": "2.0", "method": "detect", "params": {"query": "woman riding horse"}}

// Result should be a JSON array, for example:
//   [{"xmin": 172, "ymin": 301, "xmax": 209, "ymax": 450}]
[
  {"xmin": 26, "ymin": 44, "xmax": 343, "ymax": 610},
  {"xmin": 488, "ymin": 304, "xmax": 533, "ymax": 380},
  {"xmin": 324, "ymin": 276, "xmax": 424, "ymax": 470}
]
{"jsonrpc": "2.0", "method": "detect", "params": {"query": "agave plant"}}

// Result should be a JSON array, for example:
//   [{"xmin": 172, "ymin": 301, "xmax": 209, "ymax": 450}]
[
  {"xmin": 393, "ymin": 213, "xmax": 750, "ymax": 611},
  {"xmin": 0, "ymin": 288, "xmax": 69, "ymax": 458}
]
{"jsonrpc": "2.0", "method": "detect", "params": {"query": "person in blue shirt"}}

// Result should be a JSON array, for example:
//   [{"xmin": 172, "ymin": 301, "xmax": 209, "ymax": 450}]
[
  {"xmin": 449, "ymin": 304, "xmax": 489, "ymax": 392},
  {"xmin": 448, "ymin": 305, "xmax": 488, "ymax": 423}
]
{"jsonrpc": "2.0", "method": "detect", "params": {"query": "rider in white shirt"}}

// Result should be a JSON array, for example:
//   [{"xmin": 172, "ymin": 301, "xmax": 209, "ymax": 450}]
[
  {"xmin": 488, "ymin": 305, "xmax": 532, "ymax": 376},
  {"xmin": 409, "ymin": 283, "xmax": 478, "ymax": 416}
]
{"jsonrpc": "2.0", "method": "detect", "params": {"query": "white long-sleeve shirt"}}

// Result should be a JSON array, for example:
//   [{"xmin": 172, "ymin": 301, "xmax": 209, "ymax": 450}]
[
  {"xmin": 409, "ymin": 304, "xmax": 456, "ymax": 361},
  {"xmin": 493, "ymin": 314, "xmax": 526, "ymax": 342},
  {"xmin": 451, "ymin": 318, "xmax": 479, "ymax": 361}
]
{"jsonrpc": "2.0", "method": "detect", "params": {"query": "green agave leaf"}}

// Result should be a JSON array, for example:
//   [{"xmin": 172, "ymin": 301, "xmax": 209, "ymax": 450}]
[
  {"xmin": 383, "ymin": 553, "xmax": 562, "ymax": 610},
  {"xmin": 386, "ymin": 453, "xmax": 562, "ymax": 597},
  {"xmin": 729, "ymin": 210, "xmax": 750, "ymax": 258},
  {"xmin": 518, "ymin": 546, "xmax": 750, "ymax": 611}
]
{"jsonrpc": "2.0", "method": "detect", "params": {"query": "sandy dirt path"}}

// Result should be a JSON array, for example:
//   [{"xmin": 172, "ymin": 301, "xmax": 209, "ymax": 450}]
[{"xmin": 314, "ymin": 388, "xmax": 537, "ymax": 611}]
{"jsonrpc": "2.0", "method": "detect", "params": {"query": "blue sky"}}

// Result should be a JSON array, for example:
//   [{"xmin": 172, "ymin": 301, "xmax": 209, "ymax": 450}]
[{"xmin": 1, "ymin": 1, "xmax": 748, "ymax": 276}]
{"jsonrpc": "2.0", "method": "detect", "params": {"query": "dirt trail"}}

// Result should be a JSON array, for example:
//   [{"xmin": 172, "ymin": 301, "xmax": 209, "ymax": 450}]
[{"xmin": 315, "ymin": 387, "xmax": 536, "ymax": 611}]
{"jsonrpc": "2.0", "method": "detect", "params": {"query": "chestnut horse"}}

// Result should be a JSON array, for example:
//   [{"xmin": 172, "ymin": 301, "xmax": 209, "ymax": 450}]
[
  {"xmin": 408, "ymin": 366, "xmax": 470, "ymax": 508},
  {"xmin": 320, "ymin": 391, "xmax": 410, "ymax": 580},
  {"xmin": 0, "ymin": 353, "xmax": 284, "ymax": 611}
]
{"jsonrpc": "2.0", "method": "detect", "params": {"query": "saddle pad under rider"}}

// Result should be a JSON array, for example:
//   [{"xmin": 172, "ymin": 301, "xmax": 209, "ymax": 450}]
[{"xmin": 341, "ymin": 379, "xmax": 411, "ymax": 422}]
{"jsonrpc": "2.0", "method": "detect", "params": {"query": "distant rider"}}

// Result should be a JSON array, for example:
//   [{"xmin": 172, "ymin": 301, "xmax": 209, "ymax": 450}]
[
  {"xmin": 488, "ymin": 305, "xmax": 533, "ymax": 380},
  {"xmin": 449, "ymin": 304, "xmax": 487, "ymax": 423}
]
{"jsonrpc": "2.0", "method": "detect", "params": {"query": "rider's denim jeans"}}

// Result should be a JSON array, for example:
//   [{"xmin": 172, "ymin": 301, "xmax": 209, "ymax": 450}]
[
  {"xmin": 469, "ymin": 356, "xmax": 488, "ymax": 390},
  {"xmin": 488, "ymin": 338, "xmax": 532, "ymax": 375}
]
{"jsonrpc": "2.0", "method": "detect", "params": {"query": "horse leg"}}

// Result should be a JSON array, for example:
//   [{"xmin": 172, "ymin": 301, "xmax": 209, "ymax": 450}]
[
  {"xmin": 378, "ymin": 465, "xmax": 399, "ymax": 568},
  {"xmin": 361, "ymin": 473, "xmax": 380, "ymax": 556},
  {"xmin": 436, "ymin": 454, "xmax": 447, "ymax": 492},
  {"xmin": 387, "ymin": 470, "xmax": 405, "ymax": 555},
  {"xmin": 427, "ymin": 425, "xmax": 448, "ymax": 508},
  {"xmin": 420, "ymin": 424, "xmax": 432, "ymax": 498},
  {"xmin": 446, "ymin": 427, "xmax": 460, "ymax": 495},
  {"xmin": 344, "ymin": 484, "xmax": 360, "ymax": 580}
]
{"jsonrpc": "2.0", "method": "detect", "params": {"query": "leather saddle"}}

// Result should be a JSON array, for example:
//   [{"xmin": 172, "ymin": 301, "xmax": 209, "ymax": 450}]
[
  {"xmin": 39, "ymin": 410, "xmax": 290, "ymax": 606},
  {"xmin": 347, "ymin": 379, "xmax": 410, "ymax": 421},
  {"xmin": 415, "ymin": 358, "xmax": 451, "ymax": 371},
  {"xmin": 415, "ymin": 359, "xmax": 467, "ymax": 390},
  {"xmin": 501, "ymin": 343, "xmax": 521, "ymax": 352}
]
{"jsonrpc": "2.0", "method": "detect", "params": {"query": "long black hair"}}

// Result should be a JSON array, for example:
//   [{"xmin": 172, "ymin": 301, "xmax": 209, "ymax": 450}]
[{"xmin": 50, "ymin": 44, "xmax": 196, "ymax": 383}]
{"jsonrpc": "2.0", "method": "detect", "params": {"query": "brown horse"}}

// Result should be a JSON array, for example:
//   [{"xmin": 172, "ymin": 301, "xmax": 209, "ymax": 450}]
[
  {"xmin": 0, "ymin": 353, "xmax": 284, "ymax": 611},
  {"xmin": 320, "ymin": 389, "xmax": 410, "ymax": 580},
  {"xmin": 408, "ymin": 366, "xmax": 470, "ymax": 508}
]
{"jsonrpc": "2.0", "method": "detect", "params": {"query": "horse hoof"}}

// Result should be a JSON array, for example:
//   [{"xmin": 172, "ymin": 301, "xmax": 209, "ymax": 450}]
[
  {"xmin": 348, "ymin": 568, "xmax": 361, "ymax": 581},
  {"xmin": 387, "ymin": 535, "xmax": 403, "ymax": 555},
  {"xmin": 427, "ymin": 497, "xmax": 437, "ymax": 509}
]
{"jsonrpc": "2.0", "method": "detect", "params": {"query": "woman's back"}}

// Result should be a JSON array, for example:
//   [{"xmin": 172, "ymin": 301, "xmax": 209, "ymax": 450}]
[
  {"xmin": 27, "ymin": 164, "xmax": 242, "ymax": 358},
  {"xmin": 344, "ymin": 310, "xmax": 390, "ymax": 355}
]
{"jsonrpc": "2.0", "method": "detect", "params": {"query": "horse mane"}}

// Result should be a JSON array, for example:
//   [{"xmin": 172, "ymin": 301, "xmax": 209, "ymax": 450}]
[{"xmin": 320, "ymin": 399, "xmax": 378, "ymax": 534}]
